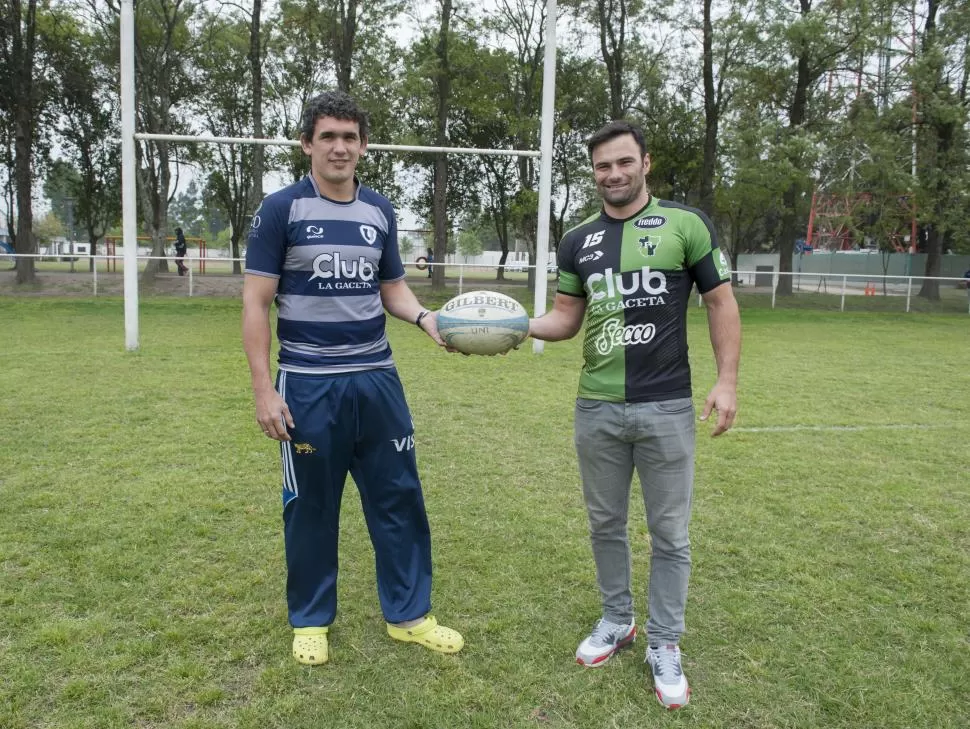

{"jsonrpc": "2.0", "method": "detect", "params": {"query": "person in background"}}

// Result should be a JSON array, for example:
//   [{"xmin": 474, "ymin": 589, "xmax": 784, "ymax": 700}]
[{"xmin": 174, "ymin": 227, "xmax": 189, "ymax": 276}]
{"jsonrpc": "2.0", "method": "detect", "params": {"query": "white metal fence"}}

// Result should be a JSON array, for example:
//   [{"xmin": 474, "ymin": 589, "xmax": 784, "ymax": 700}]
[
  {"xmin": 0, "ymin": 254, "xmax": 556, "ymax": 298},
  {"xmin": 2, "ymin": 253, "xmax": 969, "ymax": 314},
  {"xmin": 729, "ymin": 269, "xmax": 970, "ymax": 314}
]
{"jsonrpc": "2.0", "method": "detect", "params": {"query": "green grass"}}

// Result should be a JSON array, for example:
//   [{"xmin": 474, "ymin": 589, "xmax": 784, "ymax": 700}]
[{"xmin": 0, "ymin": 297, "xmax": 968, "ymax": 729}]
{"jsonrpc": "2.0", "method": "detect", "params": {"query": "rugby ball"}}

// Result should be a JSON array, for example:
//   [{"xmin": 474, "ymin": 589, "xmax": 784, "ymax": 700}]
[{"xmin": 436, "ymin": 290, "xmax": 530, "ymax": 356}]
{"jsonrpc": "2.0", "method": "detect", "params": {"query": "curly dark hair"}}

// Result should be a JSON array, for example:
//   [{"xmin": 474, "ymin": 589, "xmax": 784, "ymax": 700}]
[
  {"xmin": 586, "ymin": 120, "xmax": 648, "ymax": 159},
  {"xmin": 300, "ymin": 90, "xmax": 369, "ymax": 142}
]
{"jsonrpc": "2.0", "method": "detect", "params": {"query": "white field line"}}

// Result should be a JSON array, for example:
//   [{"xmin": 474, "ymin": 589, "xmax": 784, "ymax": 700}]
[{"xmin": 732, "ymin": 423, "xmax": 948, "ymax": 433}]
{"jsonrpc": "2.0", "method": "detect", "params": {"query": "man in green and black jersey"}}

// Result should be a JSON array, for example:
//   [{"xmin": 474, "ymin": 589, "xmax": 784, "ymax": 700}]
[{"xmin": 529, "ymin": 121, "xmax": 741, "ymax": 709}]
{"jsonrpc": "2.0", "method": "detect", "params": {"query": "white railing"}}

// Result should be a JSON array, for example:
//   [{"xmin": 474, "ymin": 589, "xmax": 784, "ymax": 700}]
[
  {"xmin": 723, "ymin": 269, "xmax": 970, "ymax": 314},
  {"xmin": 3, "ymin": 254, "xmax": 968, "ymax": 313},
  {"xmin": 0, "ymin": 254, "xmax": 556, "ymax": 298}
]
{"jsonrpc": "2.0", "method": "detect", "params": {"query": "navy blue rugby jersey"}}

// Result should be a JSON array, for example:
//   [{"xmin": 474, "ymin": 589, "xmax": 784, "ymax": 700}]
[{"xmin": 245, "ymin": 175, "xmax": 405, "ymax": 374}]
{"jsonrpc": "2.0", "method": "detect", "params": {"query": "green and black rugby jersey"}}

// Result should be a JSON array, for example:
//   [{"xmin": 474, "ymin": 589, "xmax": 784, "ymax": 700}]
[{"xmin": 557, "ymin": 196, "xmax": 731, "ymax": 403}]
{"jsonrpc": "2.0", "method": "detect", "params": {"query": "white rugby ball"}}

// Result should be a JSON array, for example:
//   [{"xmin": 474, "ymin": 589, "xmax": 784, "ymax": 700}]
[{"xmin": 436, "ymin": 290, "xmax": 530, "ymax": 356}]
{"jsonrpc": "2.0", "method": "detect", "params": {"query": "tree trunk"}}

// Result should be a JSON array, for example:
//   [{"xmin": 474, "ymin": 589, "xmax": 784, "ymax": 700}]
[
  {"xmin": 249, "ymin": 0, "xmax": 264, "ymax": 272},
  {"xmin": 431, "ymin": 0, "xmax": 452, "ymax": 290},
  {"xmin": 140, "ymin": 138, "xmax": 172, "ymax": 282},
  {"xmin": 776, "ymin": 3, "xmax": 812, "ymax": 297},
  {"xmin": 14, "ymin": 99, "xmax": 36, "ymax": 284},
  {"xmin": 918, "ymin": 227, "xmax": 942, "ymax": 300},
  {"xmin": 699, "ymin": 0, "xmax": 717, "ymax": 217},
  {"xmin": 11, "ymin": 0, "xmax": 39, "ymax": 285},
  {"xmin": 333, "ymin": 0, "xmax": 357, "ymax": 92},
  {"xmin": 491, "ymin": 204, "xmax": 509, "ymax": 281},
  {"xmin": 777, "ymin": 184, "xmax": 800, "ymax": 295},
  {"xmin": 596, "ymin": 0, "xmax": 626, "ymax": 119},
  {"xmin": 87, "ymin": 223, "xmax": 98, "ymax": 273},
  {"xmin": 231, "ymin": 228, "xmax": 243, "ymax": 272},
  {"xmin": 917, "ymin": 0, "xmax": 946, "ymax": 301}
]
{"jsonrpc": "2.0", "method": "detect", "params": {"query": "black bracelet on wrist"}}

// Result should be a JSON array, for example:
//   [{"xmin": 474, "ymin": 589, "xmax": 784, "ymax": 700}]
[{"xmin": 415, "ymin": 310, "xmax": 431, "ymax": 328}]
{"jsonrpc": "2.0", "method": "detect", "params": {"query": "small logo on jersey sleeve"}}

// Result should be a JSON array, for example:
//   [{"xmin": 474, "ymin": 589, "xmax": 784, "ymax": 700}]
[
  {"xmin": 249, "ymin": 202, "xmax": 263, "ymax": 230},
  {"xmin": 716, "ymin": 249, "xmax": 730, "ymax": 277},
  {"xmin": 359, "ymin": 225, "xmax": 378, "ymax": 245},
  {"xmin": 578, "ymin": 250, "xmax": 604, "ymax": 264}
]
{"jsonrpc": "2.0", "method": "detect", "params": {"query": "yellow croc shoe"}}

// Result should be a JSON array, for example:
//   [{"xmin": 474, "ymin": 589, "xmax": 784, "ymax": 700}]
[
  {"xmin": 292, "ymin": 627, "xmax": 329, "ymax": 665},
  {"xmin": 387, "ymin": 615, "xmax": 464, "ymax": 654}
]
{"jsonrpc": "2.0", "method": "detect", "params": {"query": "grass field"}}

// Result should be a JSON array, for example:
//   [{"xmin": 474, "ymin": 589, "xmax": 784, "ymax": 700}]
[{"xmin": 1, "ymin": 294, "xmax": 968, "ymax": 729}]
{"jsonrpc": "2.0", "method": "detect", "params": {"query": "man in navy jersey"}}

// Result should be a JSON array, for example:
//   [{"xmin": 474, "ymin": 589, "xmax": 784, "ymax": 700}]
[
  {"xmin": 529, "ymin": 121, "xmax": 741, "ymax": 708},
  {"xmin": 242, "ymin": 90, "xmax": 462, "ymax": 666}
]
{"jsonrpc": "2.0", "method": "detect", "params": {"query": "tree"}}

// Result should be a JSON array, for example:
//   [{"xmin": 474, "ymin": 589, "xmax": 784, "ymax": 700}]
[
  {"xmin": 97, "ymin": 0, "xmax": 200, "ymax": 282},
  {"xmin": 696, "ymin": 0, "xmax": 754, "ymax": 216},
  {"xmin": 456, "ymin": 226, "xmax": 483, "ymax": 262},
  {"xmin": 741, "ymin": 0, "xmax": 875, "ymax": 296},
  {"xmin": 402, "ymin": 16, "xmax": 513, "ymax": 283},
  {"xmin": 55, "ymin": 15, "xmax": 121, "ymax": 270},
  {"xmin": 262, "ymin": 0, "xmax": 404, "ymax": 189},
  {"xmin": 564, "ymin": 0, "xmax": 633, "ymax": 119},
  {"xmin": 168, "ymin": 179, "xmax": 206, "ymax": 236},
  {"xmin": 715, "ymin": 110, "xmax": 790, "ymax": 278},
  {"xmin": 430, "ymin": 0, "xmax": 454, "ymax": 290},
  {"xmin": 249, "ymin": 0, "xmax": 264, "ymax": 215},
  {"xmin": 398, "ymin": 233, "xmax": 415, "ymax": 260},
  {"xmin": 0, "ymin": 0, "xmax": 43, "ymax": 283},
  {"xmin": 195, "ymin": 10, "xmax": 255, "ymax": 273},
  {"xmin": 550, "ymin": 52, "xmax": 610, "ymax": 242},
  {"xmin": 44, "ymin": 160, "xmax": 82, "ymax": 234},
  {"xmin": 479, "ymin": 0, "xmax": 549, "ymax": 285},
  {"xmin": 34, "ymin": 210, "xmax": 65, "ymax": 250},
  {"xmin": 913, "ymin": 0, "xmax": 970, "ymax": 299}
]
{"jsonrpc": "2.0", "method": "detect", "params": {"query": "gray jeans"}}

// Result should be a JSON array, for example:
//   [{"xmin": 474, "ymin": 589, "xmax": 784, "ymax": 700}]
[{"xmin": 574, "ymin": 397, "xmax": 695, "ymax": 645}]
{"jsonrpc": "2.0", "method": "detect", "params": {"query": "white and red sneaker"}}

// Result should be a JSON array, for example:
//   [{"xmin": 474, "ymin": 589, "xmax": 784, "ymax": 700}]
[
  {"xmin": 575, "ymin": 618, "xmax": 636, "ymax": 667},
  {"xmin": 646, "ymin": 644, "xmax": 690, "ymax": 709}
]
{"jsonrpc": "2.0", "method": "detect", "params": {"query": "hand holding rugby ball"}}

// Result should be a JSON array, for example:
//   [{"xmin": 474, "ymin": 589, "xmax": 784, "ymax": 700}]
[{"xmin": 436, "ymin": 290, "xmax": 530, "ymax": 356}]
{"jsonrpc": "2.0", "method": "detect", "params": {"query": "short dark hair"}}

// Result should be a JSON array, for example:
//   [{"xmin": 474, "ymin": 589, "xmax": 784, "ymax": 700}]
[
  {"xmin": 300, "ymin": 90, "xmax": 369, "ymax": 142},
  {"xmin": 586, "ymin": 120, "xmax": 647, "ymax": 159}
]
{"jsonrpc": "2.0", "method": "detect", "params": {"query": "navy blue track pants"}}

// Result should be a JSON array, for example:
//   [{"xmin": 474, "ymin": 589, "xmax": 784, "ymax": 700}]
[{"xmin": 276, "ymin": 368, "xmax": 432, "ymax": 627}]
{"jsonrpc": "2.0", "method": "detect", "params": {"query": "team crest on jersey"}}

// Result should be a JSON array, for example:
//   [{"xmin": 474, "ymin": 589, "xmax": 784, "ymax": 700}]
[
  {"xmin": 360, "ymin": 225, "xmax": 378, "ymax": 245},
  {"xmin": 638, "ymin": 235, "xmax": 662, "ymax": 257},
  {"xmin": 294, "ymin": 443, "xmax": 316, "ymax": 455}
]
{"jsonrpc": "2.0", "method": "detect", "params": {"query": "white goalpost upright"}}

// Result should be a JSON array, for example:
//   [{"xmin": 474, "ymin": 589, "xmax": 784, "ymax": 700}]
[
  {"xmin": 119, "ymin": 0, "xmax": 139, "ymax": 351},
  {"xmin": 532, "ymin": 0, "xmax": 557, "ymax": 354},
  {"xmin": 118, "ymin": 0, "xmax": 558, "ymax": 352}
]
